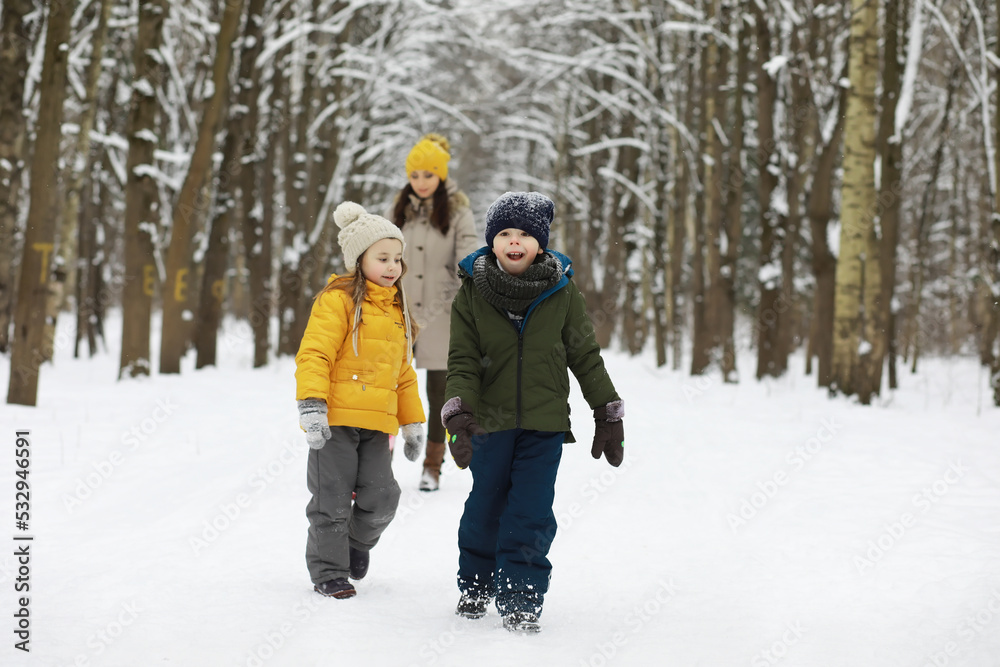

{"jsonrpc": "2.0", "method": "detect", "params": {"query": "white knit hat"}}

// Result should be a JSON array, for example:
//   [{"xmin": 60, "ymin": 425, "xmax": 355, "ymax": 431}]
[{"xmin": 334, "ymin": 201, "xmax": 405, "ymax": 269}]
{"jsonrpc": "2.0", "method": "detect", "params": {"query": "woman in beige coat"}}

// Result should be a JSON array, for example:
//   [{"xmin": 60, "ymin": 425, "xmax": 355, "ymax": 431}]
[{"xmin": 391, "ymin": 133, "xmax": 479, "ymax": 491}]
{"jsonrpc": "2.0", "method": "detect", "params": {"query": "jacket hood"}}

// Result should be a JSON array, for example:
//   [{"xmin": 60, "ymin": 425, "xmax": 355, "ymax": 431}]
[
  {"xmin": 458, "ymin": 248, "xmax": 574, "ymax": 320},
  {"xmin": 458, "ymin": 247, "xmax": 573, "ymax": 279}
]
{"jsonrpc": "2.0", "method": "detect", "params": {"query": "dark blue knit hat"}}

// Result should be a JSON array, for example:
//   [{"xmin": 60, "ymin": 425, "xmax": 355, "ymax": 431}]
[{"xmin": 484, "ymin": 191, "xmax": 554, "ymax": 250}]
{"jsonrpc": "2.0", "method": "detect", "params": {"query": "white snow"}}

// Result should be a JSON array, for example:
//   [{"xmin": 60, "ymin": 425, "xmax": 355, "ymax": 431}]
[
  {"xmin": 133, "ymin": 78, "xmax": 155, "ymax": 98},
  {"xmin": 133, "ymin": 129, "xmax": 159, "ymax": 144},
  {"xmin": 2, "ymin": 312, "xmax": 999, "ymax": 666},
  {"xmin": 895, "ymin": 0, "xmax": 925, "ymax": 140},
  {"xmin": 763, "ymin": 55, "xmax": 789, "ymax": 78}
]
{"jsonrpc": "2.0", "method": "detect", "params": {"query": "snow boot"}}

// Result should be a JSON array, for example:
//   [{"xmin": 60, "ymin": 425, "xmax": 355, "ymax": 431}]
[
  {"xmin": 419, "ymin": 440, "xmax": 446, "ymax": 491},
  {"xmin": 419, "ymin": 468, "xmax": 439, "ymax": 492},
  {"xmin": 455, "ymin": 594, "xmax": 489, "ymax": 619},
  {"xmin": 349, "ymin": 547, "xmax": 369, "ymax": 580},
  {"xmin": 314, "ymin": 578, "xmax": 356, "ymax": 599},
  {"xmin": 502, "ymin": 611, "xmax": 541, "ymax": 634}
]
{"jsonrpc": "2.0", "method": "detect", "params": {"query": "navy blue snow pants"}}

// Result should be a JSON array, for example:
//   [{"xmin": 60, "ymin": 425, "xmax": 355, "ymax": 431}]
[{"xmin": 456, "ymin": 428, "xmax": 564, "ymax": 617}]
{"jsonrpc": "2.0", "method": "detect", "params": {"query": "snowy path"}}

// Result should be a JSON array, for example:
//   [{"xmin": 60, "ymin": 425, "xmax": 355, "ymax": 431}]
[{"xmin": 2, "ymin": 317, "xmax": 999, "ymax": 667}]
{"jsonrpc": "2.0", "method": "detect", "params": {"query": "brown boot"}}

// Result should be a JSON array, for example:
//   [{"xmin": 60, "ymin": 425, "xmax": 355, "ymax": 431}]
[{"xmin": 420, "ymin": 440, "xmax": 446, "ymax": 491}]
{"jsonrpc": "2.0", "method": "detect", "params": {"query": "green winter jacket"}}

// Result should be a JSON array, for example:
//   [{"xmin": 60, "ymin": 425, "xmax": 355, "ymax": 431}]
[{"xmin": 445, "ymin": 248, "xmax": 619, "ymax": 439}]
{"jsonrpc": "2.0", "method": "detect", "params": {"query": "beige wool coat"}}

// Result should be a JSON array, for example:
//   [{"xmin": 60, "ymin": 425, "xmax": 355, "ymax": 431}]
[{"xmin": 391, "ymin": 179, "xmax": 480, "ymax": 370}]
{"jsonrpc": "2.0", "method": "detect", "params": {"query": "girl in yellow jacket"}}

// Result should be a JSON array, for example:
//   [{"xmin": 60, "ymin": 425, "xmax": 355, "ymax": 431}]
[{"xmin": 295, "ymin": 202, "xmax": 426, "ymax": 599}]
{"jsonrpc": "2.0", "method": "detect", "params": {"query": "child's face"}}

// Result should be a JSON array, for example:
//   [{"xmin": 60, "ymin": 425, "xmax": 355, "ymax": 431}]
[
  {"xmin": 492, "ymin": 228, "xmax": 543, "ymax": 276},
  {"xmin": 360, "ymin": 238, "xmax": 404, "ymax": 287},
  {"xmin": 408, "ymin": 170, "xmax": 441, "ymax": 199}
]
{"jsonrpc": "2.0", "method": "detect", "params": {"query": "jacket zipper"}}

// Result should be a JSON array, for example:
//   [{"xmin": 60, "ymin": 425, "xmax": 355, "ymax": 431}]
[
  {"xmin": 505, "ymin": 289, "xmax": 551, "ymax": 429},
  {"xmin": 516, "ymin": 329, "xmax": 524, "ymax": 428}
]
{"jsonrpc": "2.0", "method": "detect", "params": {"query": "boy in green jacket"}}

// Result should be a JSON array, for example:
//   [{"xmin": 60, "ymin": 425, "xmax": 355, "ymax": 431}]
[{"xmin": 441, "ymin": 191, "xmax": 625, "ymax": 633}]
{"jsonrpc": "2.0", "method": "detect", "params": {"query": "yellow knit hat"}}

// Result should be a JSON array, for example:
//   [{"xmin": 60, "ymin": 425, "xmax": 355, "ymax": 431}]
[{"xmin": 405, "ymin": 133, "xmax": 450, "ymax": 181}]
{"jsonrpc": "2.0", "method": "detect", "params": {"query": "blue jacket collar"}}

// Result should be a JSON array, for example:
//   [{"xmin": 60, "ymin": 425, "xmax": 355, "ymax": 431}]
[
  {"xmin": 458, "ymin": 247, "xmax": 574, "ymax": 280},
  {"xmin": 458, "ymin": 248, "xmax": 574, "ymax": 323}
]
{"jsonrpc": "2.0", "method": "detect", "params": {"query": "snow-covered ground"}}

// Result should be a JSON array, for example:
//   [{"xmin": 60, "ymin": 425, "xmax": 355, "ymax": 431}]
[{"xmin": 1, "ymin": 314, "xmax": 999, "ymax": 667}]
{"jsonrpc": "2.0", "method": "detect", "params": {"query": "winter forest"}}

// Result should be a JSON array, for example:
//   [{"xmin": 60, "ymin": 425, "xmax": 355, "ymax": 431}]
[
  {"xmin": 0, "ymin": 0, "xmax": 999, "ymax": 405},
  {"xmin": 2, "ymin": 1, "xmax": 1000, "ymax": 665}
]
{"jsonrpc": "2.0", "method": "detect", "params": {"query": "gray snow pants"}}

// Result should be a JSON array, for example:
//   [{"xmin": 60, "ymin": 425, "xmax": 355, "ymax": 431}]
[{"xmin": 305, "ymin": 425, "xmax": 401, "ymax": 585}]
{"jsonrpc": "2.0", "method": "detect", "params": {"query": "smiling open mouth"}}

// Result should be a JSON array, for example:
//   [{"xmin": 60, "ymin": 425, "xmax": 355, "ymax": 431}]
[{"xmin": 506, "ymin": 252, "xmax": 524, "ymax": 260}]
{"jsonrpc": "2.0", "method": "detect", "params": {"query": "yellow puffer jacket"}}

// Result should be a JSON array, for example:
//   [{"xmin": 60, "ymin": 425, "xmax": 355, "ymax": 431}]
[{"xmin": 295, "ymin": 277, "xmax": 425, "ymax": 434}]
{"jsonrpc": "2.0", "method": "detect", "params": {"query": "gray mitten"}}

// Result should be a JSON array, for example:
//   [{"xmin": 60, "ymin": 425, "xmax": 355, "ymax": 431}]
[
  {"xmin": 401, "ymin": 423, "xmax": 425, "ymax": 462},
  {"xmin": 298, "ymin": 399, "xmax": 332, "ymax": 449}
]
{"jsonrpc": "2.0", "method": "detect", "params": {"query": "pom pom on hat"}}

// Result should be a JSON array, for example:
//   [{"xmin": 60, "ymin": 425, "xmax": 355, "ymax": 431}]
[
  {"xmin": 334, "ymin": 201, "xmax": 404, "ymax": 269},
  {"xmin": 485, "ymin": 192, "xmax": 554, "ymax": 250},
  {"xmin": 333, "ymin": 202, "xmax": 367, "ymax": 229},
  {"xmin": 405, "ymin": 133, "xmax": 451, "ymax": 181}
]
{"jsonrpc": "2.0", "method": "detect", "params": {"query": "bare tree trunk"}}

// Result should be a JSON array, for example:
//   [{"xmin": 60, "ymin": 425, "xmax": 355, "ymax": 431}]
[
  {"xmin": 75, "ymin": 158, "xmax": 101, "ymax": 358},
  {"xmin": 305, "ymin": 6, "xmax": 351, "ymax": 294},
  {"xmin": 753, "ymin": 5, "xmax": 781, "ymax": 380},
  {"xmin": 588, "ymin": 74, "xmax": 619, "ymax": 349},
  {"xmin": 251, "ymin": 73, "xmax": 279, "ymax": 367},
  {"xmin": 991, "ymin": 0, "xmax": 1000, "ymax": 405},
  {"xmin": 617, "ymin": 118, "xmax": 643, "ymax": 354},
  {"xmin": 947, "ymin": 167, "xmax": 963, "ymax": 356},
  {"xmin": 44, "ymin": 0, "xmax": 113, "ymax": 362},
  {"xmin": 6, "ymin": 0, "xmax": 74, "ymax": 405},
  {"xmin": 671, "ymin": 42, "xmax": 697, "ymax": 372},
  {"xmin": 690, "ymin": 15, "xmax": 715, "ymax": 376},
  {"xmin": 719, "ymin": 7, "xmax": 748, "ymax": 382},
  {"xmin": 598, "ymin": 143, "xmax": 629, "ymax": 349},
  {"xmin": 120, "ymin": 0, "xmax": 169, "ymax": 379},
  {"xmin": 276, "ymin": 23, "xmax": 310, "ymax": 357},
  {"xmin": 0, "ymin": 0, "xmax": 34, "ymax": 353},
  {"xmin": 652, "ymin": 170, "xmax": 668, "ymax": 367},
  {"xmin": 273, "ymin": 80, "xmax": 295, "ymax": 356},
  {"xmin": 831, "ymin": 0, "xmax": 880, "ymax": 400},
  {"xmin": 779, "ymin": 27, "xmax": 818, "ymax": 375},
  {"xmin": 804, "ymin": 23, "xmax": 848, "ymax": 388},
  {"xmin": 160, "ymin": 0, "xmax": 245, "ymax": 374},
  {"xmin": 880, "ymin": 0, "xmax": 907, "ymax": 390},
  {"xmin": 553, "ymin": 92, "xmax": 575, "ymax": 282},
  {"xmin": 862, "ymin": 0, "xmax": 905, "ymax": 398},
  {"xmin": 689, "ymin": 201, "xmax": 709, "ymax": 373},
  {"xmin": 670, "ymin": 150, "xmax": 689, "ymax": 372},
  {"xmin": 194, "ymin": 127, "xmax": 239, "ymax": 369},
  {"xmin": 703, "ymin": 0, "xmax": 726, "ymax": 367},
  {"xmin": 196, "ymin": 0, "xmax": 267, "ymax": 369},
  {"xmin": 906, "ymin": 71, "xmax": 959, "ymax": 374},
  {"xmin": 238, "ymin": 0, "xmax": 271, "ymax": 369}
]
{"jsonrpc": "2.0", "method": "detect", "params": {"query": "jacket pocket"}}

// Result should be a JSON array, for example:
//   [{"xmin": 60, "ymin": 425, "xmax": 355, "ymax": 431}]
[{"xmin": 335, "ymin": 366, "xmax": 375, "ymax": 387}]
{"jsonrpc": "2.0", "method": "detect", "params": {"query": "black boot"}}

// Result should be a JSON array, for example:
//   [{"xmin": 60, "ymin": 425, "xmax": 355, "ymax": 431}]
[
  {"xmin": 455, "ymin": 594, "xmax": 489, "ymax": 619},
  {"xmin": 349, "ymin": 547, "xmax": 369, "ymax": 580},
  {"xmin": 314, "ymin": 578, "xmax": 356, "ymax": 599},
  {"xmin": 502, "ymin": 611, "xmax": 541, "ymax": 633}
]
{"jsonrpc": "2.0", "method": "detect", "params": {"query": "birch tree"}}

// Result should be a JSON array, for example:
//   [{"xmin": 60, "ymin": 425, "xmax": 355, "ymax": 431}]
[{"xmin": 831, "ymin": 0, "xmax": 881, "ymax": 401}]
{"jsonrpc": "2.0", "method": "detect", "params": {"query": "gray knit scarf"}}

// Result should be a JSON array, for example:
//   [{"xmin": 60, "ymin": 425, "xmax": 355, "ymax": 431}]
[{"xmin": 472, "ymin": 252, "xmax": 563, "ymax": 316}]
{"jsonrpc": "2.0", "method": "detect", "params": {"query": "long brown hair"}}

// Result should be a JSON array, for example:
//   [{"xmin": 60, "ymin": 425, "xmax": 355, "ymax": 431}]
[
  {"xmin": 318, "ymin": 255, "xmax": 419, "ymax": 343},
  {"xmin": 392, "ymin": 180, "xmax": 451, "ymax": 235}
]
